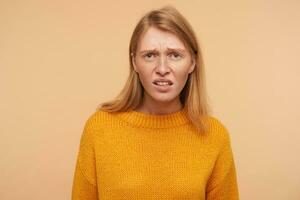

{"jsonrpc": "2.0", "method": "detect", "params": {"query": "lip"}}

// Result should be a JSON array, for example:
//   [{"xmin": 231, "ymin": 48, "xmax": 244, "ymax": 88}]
[
  {"xmin": 152, "ymin": 78, "xmax": 173, "ymax": 85},
  {"xmin": 152, "ymin": 81, "xmax": 173, "ymax": 92}
]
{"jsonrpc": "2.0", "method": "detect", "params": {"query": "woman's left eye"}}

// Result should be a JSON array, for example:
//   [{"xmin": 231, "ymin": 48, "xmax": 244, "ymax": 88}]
[
  {"xmin": 146, "ymin": 53, "xmax": 154, "ymax": 58},
  {"xmin": 169, "ymin": 52, "xmax": 181, "ymax": 59}
]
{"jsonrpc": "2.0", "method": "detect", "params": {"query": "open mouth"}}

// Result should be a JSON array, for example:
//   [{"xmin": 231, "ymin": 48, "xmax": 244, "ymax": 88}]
[
  {"xmin": 152, "ymin": 81, "xmax": 173, "ymax": 92},
  {"xmin": 152, "ymin": 81, "xmax": 173, "ymax": 86}
]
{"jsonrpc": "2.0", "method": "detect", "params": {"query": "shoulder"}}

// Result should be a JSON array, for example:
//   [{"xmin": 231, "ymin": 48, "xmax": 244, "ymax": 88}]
[
  {"xmin": 79, "ymin": 110, "xmax": 111, "ymax": 145},
  {"xmin": 83, "ymin": 109, "xmax": 112, "ymax": 130},
  {"xmin": 202, "ymin": 115, "xmax": 232, "ymax": 146}
]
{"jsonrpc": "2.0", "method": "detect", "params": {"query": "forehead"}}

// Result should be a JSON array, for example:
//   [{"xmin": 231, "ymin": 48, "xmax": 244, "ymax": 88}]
[{"xmin": 138, "ymin": 27, "xmax": 186, "ymax": 50}]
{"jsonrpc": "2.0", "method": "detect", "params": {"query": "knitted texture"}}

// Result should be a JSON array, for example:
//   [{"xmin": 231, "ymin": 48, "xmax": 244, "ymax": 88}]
[{"xmin": 71, "ymin": 109, "xmax": 239, "ymax": 200}]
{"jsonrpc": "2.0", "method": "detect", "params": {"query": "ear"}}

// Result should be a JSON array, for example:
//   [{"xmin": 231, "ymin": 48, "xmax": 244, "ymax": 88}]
[{"xmin": 188, "ymin": 58, "xmax": 196, "ymax": 74}]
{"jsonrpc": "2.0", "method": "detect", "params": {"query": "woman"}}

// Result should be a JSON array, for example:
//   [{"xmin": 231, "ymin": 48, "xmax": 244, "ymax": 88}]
[{"xmin": 71, "ymin": 5, "xmax": 239, "ymax": 200}]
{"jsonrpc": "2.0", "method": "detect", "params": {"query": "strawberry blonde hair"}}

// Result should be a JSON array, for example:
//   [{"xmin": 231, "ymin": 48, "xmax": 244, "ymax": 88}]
[{"xmin": 97, "ymin": 5, "xmax": 212, "ymax": 133}]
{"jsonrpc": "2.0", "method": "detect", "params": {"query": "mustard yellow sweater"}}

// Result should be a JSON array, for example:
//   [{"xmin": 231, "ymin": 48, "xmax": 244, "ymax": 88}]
[{"xmin": 71, "ymin": 109, "xmax": 239, "ymax": 200}]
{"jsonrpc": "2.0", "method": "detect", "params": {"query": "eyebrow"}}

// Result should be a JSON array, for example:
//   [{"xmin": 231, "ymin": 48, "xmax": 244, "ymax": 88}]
[{"xmin": 139, "ymin": 47, "xmax": 186, "ymax": 54}]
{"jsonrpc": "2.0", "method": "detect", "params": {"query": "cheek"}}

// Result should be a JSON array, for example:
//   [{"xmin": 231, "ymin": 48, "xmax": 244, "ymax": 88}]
[
  {"xmin": 174, "ymin": 61, "xmax": 192, "ymax": 76},
  {"xmin": 176, "ymin": 75, "xmax": 189, "ymax": 86},
  {"xmin": 173, "ymin": 69, "xmax": 191, "ymax": 87},
  {"xmin": 136, "ymin": 67, "xmax": 152, "ymax": 85}
]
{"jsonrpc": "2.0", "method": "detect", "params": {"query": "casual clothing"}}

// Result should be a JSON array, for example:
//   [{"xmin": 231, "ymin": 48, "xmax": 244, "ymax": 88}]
[{"xmin": 71, "ymin": 109, "xmax": 239, "ymax": 199}]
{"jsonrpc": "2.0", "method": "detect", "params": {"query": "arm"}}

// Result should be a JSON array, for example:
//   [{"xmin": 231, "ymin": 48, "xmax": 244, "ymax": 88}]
[
  {"xmin": 206, "ymin": 124, "xmax": 239, "ymax": 200},
  {"xmin": 71, "ymin": 115, "xmax": 98, "ymax": 200}
]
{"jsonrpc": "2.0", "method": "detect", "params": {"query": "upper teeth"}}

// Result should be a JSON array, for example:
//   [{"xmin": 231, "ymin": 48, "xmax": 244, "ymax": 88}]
[{"xmin": 155, "ymin": 81, "xmax": 170, "ymax": 85}]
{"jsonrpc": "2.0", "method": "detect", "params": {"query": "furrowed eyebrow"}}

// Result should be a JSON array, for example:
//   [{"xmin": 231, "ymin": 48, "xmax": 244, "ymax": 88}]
[
  {"xmin": 139, "ymin": 48, "xmax": 186, "ymax": 54},
  {"xmin": 166, "ymin": 47, "xmax": 186, "ymax": 53}
]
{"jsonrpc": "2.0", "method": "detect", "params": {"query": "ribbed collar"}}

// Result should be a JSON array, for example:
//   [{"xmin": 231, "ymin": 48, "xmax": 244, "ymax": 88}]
[{"xmin": 115, "ymin": 108, "xmax": 190, "ymax": 129}]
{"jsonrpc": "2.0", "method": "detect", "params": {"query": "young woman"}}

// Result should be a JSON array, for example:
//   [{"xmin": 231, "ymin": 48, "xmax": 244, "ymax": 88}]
[{"xmin": 72, "ymin": 5, "xmax": 239, "ymax": 200}]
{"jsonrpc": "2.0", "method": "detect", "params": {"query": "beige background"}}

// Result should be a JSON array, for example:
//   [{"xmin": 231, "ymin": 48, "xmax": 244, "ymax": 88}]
[{"xmin": 1, "ymin": 0, "xmax": 299, "ymax": 199}]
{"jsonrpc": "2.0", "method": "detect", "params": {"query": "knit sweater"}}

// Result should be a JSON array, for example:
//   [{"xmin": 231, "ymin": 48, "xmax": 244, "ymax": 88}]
[{"xmin": 71, "ymin": 109, "xmax": 239, "ymax": 200}]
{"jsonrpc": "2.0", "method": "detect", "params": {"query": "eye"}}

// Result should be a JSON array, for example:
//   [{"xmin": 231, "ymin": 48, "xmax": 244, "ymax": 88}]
[
  {"xmin": 143, "ymin": 53, "xmax": 156, "ymax": 61},
  {"xmin": 169, "ymin": 52, "xmax": 182, "ymax": 60}
]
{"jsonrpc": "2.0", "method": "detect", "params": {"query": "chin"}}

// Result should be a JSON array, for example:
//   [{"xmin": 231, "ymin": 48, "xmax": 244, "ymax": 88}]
[{"xmin": 152, "ymin": 93, "xmax": 179, "ymax": 102}]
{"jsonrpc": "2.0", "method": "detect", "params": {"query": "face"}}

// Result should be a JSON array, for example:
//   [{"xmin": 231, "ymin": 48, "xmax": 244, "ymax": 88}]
[{"xmin": 132, "ymin": 26, "xmax": 195, "ymax": 105}]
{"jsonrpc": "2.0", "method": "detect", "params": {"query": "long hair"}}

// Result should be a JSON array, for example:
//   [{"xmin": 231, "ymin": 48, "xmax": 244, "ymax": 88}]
[{"xmin": 97, "ymin": 5, "xmax": 212, "ymax": 133}]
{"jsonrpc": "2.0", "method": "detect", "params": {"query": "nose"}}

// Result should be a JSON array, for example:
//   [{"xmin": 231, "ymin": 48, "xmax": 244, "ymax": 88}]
[{"xmin": 155, "ymin": 55, "xmax": 171, "ymax": 75}]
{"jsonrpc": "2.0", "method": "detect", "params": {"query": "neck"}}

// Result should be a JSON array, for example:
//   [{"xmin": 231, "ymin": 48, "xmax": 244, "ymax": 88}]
[{"xmin": 135, "ymin": 94, "xmax": 183, "ymax": 115}]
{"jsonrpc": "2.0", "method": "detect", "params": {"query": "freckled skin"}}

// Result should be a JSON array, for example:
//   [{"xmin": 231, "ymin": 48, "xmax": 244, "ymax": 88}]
[{"xmin": 132, "ymin": 27, "xmax": 195, "ymax": 114}]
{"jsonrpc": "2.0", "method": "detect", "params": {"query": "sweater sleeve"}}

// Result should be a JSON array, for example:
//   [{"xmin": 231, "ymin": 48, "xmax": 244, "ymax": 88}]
[
  {"xmin": 71, "ymin": 115, "xmax": 98, "ymax": 200},
  {"xmin": 205, "ymin": 123, "xmax": 239, "ymax": 200}
]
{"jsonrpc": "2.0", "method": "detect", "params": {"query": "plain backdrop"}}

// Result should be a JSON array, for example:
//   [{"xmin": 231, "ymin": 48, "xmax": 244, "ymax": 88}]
[{"xmin": 1, "ymin": 0, "xmax": 300, "ymax": 199}]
